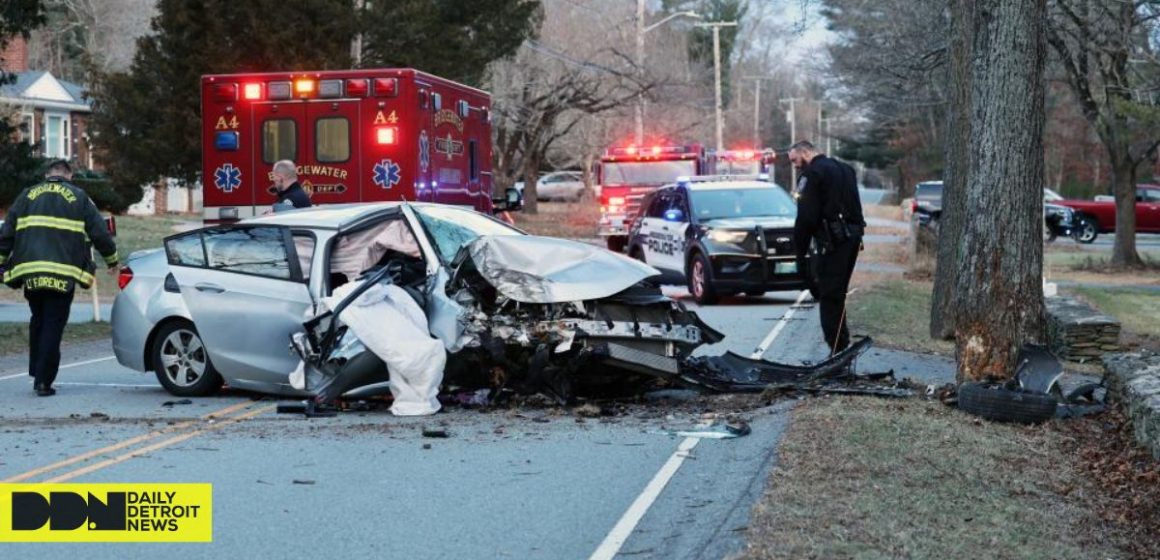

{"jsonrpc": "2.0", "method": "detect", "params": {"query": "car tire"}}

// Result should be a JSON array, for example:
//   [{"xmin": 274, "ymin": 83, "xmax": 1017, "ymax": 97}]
[
  {"xmin": 607, "ymin": 236, "xmax": 627, "ymax": 253},
  {"xmin": 152, "ymin": 320, "xmax": 224, "ymax": 397},
  {"xmin": 1075, "ymin": 216, "xmax": 1098, "ymax": 244},
  {"xmin": 687, "ymin": 252, "xmax": 720, "ymax": 305},
  {"xmin": 956, "ymin": 382, "xmax": 1057, "ymax": 424}
]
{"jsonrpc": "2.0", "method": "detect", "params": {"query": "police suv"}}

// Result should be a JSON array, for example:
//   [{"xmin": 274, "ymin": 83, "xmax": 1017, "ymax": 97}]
[{"xmin": 625, "ymin": 175, "xmax": 807, "ymax": 304}]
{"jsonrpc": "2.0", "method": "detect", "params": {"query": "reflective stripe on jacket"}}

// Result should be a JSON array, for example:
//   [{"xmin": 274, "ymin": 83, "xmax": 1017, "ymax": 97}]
[{"xmin": 0, "ymin": 177, "xmax": 118, "ymax": 292}]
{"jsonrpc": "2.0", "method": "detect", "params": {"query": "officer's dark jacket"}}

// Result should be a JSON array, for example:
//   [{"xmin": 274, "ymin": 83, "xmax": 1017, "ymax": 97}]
[
  {"xmin": 0, "ymin": 177, "xmax": 118, "ymax": 293},
  {"xmin": 277, "ymin": 182, "xmax": 312, "ymax": 208},
  {"xmin": 793, "ymin": 154, "xmax": 866, "ymax": 262}
]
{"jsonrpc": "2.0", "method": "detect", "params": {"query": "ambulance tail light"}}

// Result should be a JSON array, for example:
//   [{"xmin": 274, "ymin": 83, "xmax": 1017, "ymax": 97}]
[
  {"xmin": 373, "ymin": 78, "xmax": 398, "ymax": 97},
  {"xmin": 243, "ymin": 83, "xmax": 262, "ymax": 100},
  {"xmin": 294, "ymin": 79, "xmax": 315, "ymax": 97},
  {"xmin": 211, "ymin": 83, "xmax": 237, "ymax": 102},
  {"xmin": 376, "ymin": 126, "xmax": 398, "ymax": 145},
  {"xmin": 345, "ymin": 79, "xmax": 369, "ymax": 97}
]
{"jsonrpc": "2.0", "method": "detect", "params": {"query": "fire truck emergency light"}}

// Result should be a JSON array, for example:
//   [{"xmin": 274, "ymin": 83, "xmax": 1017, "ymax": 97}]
[
  {"xmin": 243, "ymin": 83, "xmax": 262, "ymax": 100},
  {"xmin": 376, "ymin": 126, "xmax": 398, "ymax": 145}
]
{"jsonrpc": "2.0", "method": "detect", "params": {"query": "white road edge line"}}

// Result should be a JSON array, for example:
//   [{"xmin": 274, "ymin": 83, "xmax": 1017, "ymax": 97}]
[
  {"xmin": 588, "ymin": 437, "xmax": 700, "ymax": 560},
  {"xmin": 589, "ymin": 291, "xmax": 810, "ymax": 559},
  {"xmin": 751, "ymin": 289, "xmax": 811, "ymax": 359},
  {"xmin": 0, "ymin": 356, "xmax": 116, "ymax": 381}
]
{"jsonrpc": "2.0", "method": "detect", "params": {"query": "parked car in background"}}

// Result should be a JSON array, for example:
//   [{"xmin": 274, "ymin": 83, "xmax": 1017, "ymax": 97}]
[
  {"xmin": 1055, "ymin": 184, "xmax": 1160, "ymax": 243},
  {"xmin": 911, "ymin": 181, "xmax": 943, "ymax": 227},
  {"xmin": 512, "ymin": 171, "xmax": 591, "ymax": 202}
]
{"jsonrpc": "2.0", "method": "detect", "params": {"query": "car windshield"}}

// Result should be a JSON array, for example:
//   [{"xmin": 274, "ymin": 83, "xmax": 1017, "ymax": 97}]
[
  {"xmin": 690, "ymin": 187, "xmax": 796, "ymax": 221},
  {"xmin": 414, "ymin": 205, "xmax": 522, "ymax": 261},
  {"xmin": 602, "ymin": 160, "xmax": 697, "ymax": 185}
]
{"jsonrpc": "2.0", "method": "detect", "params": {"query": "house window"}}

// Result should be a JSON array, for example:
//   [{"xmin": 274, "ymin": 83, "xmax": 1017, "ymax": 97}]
[
  {"xmin": 44, "ymin": 113, "xmax": 70, "ymax": 159},
  {"xmin": 20, "ymin": 113, "xmax": 34, "ymax": 144}
]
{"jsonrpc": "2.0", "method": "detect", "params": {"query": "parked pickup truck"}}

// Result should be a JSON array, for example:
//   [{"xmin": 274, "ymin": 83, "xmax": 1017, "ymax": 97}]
[{"xmin": 1056, "ymin": 184, "xmax": 1160, "ymax": 243}]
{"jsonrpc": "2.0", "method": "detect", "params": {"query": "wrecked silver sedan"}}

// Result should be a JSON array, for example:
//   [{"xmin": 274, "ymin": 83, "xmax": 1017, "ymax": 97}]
[{"xmin": 113, "ymin": 203, "xmax": 722, "ymax": 409}]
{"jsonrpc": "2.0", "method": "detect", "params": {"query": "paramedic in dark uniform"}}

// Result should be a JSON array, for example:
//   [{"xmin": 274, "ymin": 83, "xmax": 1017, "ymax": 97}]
[
  {"xmin": 271, "ymin": 159, "xmax": 312, "ymax": 210},
  {"xmin": 789, "ymin": 141, "xmax": 865, "ymax": 354},
  {"xmin": 0, "ymin": 160, "xmax": 119, "ymax": 396}
]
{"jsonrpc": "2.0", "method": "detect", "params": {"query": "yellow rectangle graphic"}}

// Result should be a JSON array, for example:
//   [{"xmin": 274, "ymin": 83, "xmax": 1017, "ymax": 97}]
[{"xmin": 0, "ymin": 483, "xmax": 212, "ymax": 542}]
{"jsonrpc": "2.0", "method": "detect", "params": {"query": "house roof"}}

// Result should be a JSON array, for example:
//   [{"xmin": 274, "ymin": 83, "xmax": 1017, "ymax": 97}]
[{"xmin": 0, "ymin": 70, "xmax": 91, "ymax": 112}]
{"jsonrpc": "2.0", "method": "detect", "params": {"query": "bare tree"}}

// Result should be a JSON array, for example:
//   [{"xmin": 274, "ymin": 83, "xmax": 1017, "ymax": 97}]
[
  {"xmin": 952, "ymin": 0, "xmax": 1047, "ymax": 382},
  {"xmin": 27, "ymin": 0, "xmax": 156, "ymax": 79},
  {"xmin": 1046, "ymin": 0, "xmax": 1160, "ymax": 268}
]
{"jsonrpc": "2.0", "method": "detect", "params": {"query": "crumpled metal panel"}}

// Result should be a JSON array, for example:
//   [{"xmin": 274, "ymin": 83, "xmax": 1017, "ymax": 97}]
[{"xmin": 462, "ymin": 235, "xmax": 660, "ymax": 303}]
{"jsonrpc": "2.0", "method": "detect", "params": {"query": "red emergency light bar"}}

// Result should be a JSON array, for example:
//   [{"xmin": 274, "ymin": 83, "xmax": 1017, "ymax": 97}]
[
  {"xmin": 243, "ymin": 83, "xmax": 262, "ymax": 100},
  {"xmin": 606, "ymin": 145, "xmax": 692, "ymax": 158}
]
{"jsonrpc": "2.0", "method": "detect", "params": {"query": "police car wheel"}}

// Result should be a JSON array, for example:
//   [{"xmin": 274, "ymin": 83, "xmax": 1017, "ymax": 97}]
[
  {"xmin": 688, "ymin": 253, "xmax": 720, "ymax": 305},
  {"xmin": 152, "ymin": 320, "xmax": 224, "ymax": 397},
  {"xmin": 629, "ymin": 246, "xmax": 646, "ymax": 263}
]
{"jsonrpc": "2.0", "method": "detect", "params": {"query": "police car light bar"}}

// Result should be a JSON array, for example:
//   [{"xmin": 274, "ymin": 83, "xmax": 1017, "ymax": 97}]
[{"xmin": 679, "ymin": 174, "xmax": 773, "ymax": 184}]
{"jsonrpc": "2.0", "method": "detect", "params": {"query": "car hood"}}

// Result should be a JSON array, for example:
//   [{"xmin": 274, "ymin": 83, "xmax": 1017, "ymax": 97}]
[
  {"xmin": 701, "ymin": 216, "xmax": 796, "ymax": 230},
  {"xmin": 454, "ymin": 235, "xmax": 661, "ymax": 304}
]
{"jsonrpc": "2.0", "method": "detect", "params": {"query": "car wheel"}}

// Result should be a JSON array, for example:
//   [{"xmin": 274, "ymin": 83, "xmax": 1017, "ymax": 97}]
[
  {"xmin": 152, "ymin": 320, "xmax": 223, "ymax": 397},
  {"xmin": 1075, "ymin": 217, "xmax": 1098, "ymax": 244},
  {"xmin": 687, "ymin": 253, "xmax": 720, "ymax": 305},
  {"xmin": 606, "ymin": 236, "xmax": 627, "ymax": 253},
  {"xmin": 956, "ymin": 382, "xmax": 1057, "ymax": 424}
]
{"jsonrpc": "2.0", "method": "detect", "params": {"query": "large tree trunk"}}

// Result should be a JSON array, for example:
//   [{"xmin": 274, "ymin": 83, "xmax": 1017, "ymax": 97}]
[
  {"xmin": 952, "ymin": 0, "xmax": 1047, "ymax": 383},
  {"xmin": 1108, "ymin": 152, "xmax": 1143, "ymax": 267},
  {"xmin": 931, "ymin": 0, "xmax": 975, "ymax": 340}
]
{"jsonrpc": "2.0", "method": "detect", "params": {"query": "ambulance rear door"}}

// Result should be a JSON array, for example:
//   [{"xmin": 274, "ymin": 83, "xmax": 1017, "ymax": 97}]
[
  {"xmin": 304, "ymin": 100, "xmax": 361, "ymax": 203},
  {"xmin": 252, "ymin": 101, "xmax": 305, "ymax": 211}
]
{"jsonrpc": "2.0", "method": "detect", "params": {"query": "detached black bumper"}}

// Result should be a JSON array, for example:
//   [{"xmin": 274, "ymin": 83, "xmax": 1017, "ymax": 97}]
[{"xmin": 709, "ymin": 253, "xmax": 808, "ymax": 293}]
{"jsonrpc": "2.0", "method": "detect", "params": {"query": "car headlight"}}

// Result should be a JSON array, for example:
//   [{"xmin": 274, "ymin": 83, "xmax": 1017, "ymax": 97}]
[{"xmin": 708, "ymin": 230, "xmax": 749, "ymax": 244}]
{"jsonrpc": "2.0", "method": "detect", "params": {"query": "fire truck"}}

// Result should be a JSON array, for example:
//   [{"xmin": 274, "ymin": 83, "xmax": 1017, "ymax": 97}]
[
  {"xmin": 597, "ymin": 144, "xmax": 705, "ymax": 252},
  {"xmin": 703, "ymin": 148, "xmax": 776, "ymax": 176},
  {"xmin": 200, "ymin": 68, "xmax": 500, "ymax": 222}
]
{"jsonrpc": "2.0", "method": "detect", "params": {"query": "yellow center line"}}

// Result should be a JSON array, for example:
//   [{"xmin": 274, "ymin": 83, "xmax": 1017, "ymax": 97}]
[
  {"xmin": 45, "ymin": 405, "xmax": 277, "ymax": 483},
  {"xmin": 2, "ymin": 400, "xmax": 260, "ymax": 483}
]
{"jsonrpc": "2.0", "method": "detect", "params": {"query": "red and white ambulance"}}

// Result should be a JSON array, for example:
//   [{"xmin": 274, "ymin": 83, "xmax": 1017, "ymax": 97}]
[{"xmin": 200, "ymin": 69, "xmax": 499, "ymax": 222}]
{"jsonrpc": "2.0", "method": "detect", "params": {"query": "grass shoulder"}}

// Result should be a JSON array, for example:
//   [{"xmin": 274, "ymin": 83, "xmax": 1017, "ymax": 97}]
[{"xmin": 0, "ymin": 321, "xmax": 112, "ymax": 356}]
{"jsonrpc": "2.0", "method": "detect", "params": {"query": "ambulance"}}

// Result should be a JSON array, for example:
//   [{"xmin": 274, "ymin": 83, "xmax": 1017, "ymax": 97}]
[{"xmin": 200, "ymin": 69, "xmax": 505, "ymax": 222}]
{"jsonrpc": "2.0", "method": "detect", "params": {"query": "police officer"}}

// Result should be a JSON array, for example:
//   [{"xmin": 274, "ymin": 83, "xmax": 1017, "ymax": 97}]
[
  {"xmin": 789, "ymin": 141, "xmax": 865, "ymax": 355},
  {"xmin": 271, "ymin": 159, "xmax": 312, "ymax": 210},
  {"xmin": 0, "ymin": 160, "xmax": 118, "ymax": 396}
]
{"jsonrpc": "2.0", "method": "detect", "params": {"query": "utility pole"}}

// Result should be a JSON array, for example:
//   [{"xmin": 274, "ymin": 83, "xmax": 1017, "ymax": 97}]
[
  {"xmin": 697, "ymin": 21, "xmax": 738, "ymax": 152},
  {"xmin": 635, "ymin": 7, "xmax": 701, "ymax": 146},
  {"xmin": 744, "ymin": 77, "xmax": 773, "ymax": 145},
  {"xmin": 351, "ymin": 0, "xmax": 365, "ymax": 66},
  {"xmin": 780, "ymin": 97, "xmax": 801, "ymax": 187}
]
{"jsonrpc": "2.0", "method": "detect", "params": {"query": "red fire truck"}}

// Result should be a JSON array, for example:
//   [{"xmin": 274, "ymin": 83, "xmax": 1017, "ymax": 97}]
[
  {"xmin": 703, "ymin": 148, "xmax": 776, "ymax": 176},
  {"xmin": 597, "ymin": 144, "xmax": 705, "ymax": 252},
  {"xmin": 200, "ymin": 69, "xmax": 499, "ymax": 222}
]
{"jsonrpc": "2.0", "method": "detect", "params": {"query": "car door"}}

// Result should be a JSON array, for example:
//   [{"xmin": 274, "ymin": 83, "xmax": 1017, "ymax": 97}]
[
  {"xmin": 1137, "ymin": 188, "xmax": 1160, "ymax": 232},
  {"xmin": 644, "ymin": 192, "xmax": 686, "ymax": 274},
  {"xmin": 637, "ymin": 192, "xmax": 666, "ymax": 269},
  {"xmin": 164, "ymin": 225, "xmax": 312, "ymax": 385}
]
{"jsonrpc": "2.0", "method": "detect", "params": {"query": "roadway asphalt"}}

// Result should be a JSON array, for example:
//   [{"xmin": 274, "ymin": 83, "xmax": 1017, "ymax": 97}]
[{"xmin": 1, "ymin": 285, "xmax": 945, "ymax": 559}]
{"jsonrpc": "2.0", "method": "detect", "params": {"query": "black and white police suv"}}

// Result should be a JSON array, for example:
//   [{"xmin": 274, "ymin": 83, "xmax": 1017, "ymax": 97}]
[{"xmin": 625, "ymin": 174, "xmax": 808, "ymax": 304}]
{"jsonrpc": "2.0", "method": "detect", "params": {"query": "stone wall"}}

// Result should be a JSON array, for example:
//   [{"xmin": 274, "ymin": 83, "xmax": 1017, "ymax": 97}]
[
  {"xmin": 1045, "ymin": 295, "xmax": 1121, "ymax": 362},
  {"xmin": 1105, "ymin": 351, "xmax": 1160, "ymax": 459}
]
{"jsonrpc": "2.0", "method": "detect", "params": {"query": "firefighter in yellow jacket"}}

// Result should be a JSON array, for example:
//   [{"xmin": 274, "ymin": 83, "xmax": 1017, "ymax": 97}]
[{"xmin": 0, "ymin": 160, "xmax": 118, "ymax": 396}]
